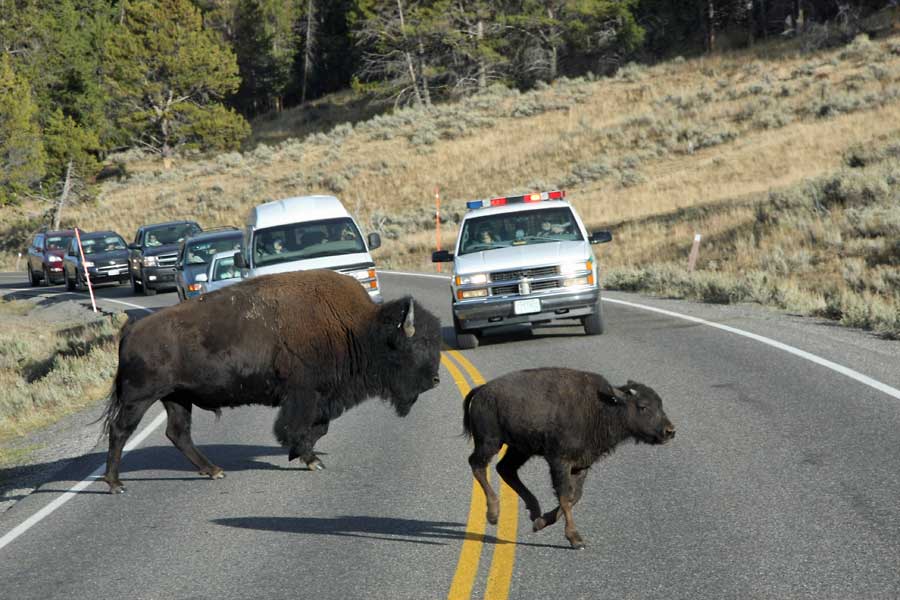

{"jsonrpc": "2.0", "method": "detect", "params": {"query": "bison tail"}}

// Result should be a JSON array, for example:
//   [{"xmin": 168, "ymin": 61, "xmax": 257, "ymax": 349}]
[
  {"xmin": 461, "ymin": 385, "xmax": 483, "ymax": 439},
  {"xmin": 89, "ymin": 377, "xmax": 123, "ymax": 439}
]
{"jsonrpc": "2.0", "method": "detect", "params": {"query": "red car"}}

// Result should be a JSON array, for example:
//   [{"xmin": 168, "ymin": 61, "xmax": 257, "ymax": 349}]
[{"xmin": 26, "ymin": 229, "xmax": 75, "ymax": 286}]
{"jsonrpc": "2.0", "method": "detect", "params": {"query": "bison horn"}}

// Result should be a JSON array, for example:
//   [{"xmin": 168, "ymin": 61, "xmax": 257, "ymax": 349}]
[
  {"xmin": 403, "ymin": 299, "xmax": 415, "ymax": 338},
  {"xmin": 611, "ymin": 387, "xmax": 627, "ymax": 403}
]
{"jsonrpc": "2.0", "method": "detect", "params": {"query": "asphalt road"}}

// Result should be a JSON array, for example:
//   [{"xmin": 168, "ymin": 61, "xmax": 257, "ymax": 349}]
[{"xmin": 0, "ymin": 270, "xmax": 898, "ymax": 600}]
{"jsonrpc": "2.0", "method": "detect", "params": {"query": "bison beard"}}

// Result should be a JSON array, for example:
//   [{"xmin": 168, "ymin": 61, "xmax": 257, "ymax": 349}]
[
  {"xmin": 100, "ymin": 270, "xmax": 442, "ymax": 494},
  {"xmin": 462, "ymin": 367, "xmax": 676, "ymax": 549}
]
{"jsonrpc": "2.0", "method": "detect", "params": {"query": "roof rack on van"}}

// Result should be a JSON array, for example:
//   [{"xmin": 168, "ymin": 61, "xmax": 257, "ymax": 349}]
[{"xmin": 195, "ymin": 226, "xmax": 240, "ymax": 234}]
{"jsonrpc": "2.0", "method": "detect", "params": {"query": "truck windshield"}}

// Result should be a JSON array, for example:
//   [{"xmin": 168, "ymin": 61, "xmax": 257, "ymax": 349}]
[
  {"xmin": 458, "ymin": 207, "xmax": 583, "ymax": 255},
  {"xmin": 82, "ymin": 236, "xmax": 126, "ymax": 254},
  {"xmin": 145, "ymin": 224, "xmax": 200, "ymax": 247},
  {"xmin": 253, "ymin": 218, "xmax": 367, "ymax": 268}
]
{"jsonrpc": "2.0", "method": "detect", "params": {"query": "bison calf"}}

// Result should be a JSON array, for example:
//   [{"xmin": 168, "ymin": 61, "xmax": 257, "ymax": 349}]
[{"xmin": 463, "ymin": 367, "xmax": 675, "ymax": 549}]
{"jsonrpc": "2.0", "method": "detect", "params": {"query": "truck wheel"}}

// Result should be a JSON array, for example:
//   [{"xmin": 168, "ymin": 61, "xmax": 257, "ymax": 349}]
[
  {"xmin": 66, "ymin": 272, "xmax": 76, "ymax": 291},
  {"xmin": 142, "ymin": 274, "xmax": 157, "ymax": 296},
  {"xmin": 456, "ymin": 332, "xmax": 479, "ymax": 350},
  {"xmin": 583, "ymin": 301, "xmax": 605, "ymax": 335},
  {"xmin": 131, "ymin": 272, "xmax": 141, "ymax": 294},
  {"xmin": 28, "ymin": 266, "xmax": 39, "ymax": 287}
]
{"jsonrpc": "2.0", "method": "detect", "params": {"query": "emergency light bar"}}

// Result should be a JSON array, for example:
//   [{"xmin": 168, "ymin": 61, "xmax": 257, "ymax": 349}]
[{"xmin": 466, "ymin": 190, "xmax": 566, "ymax": 210}]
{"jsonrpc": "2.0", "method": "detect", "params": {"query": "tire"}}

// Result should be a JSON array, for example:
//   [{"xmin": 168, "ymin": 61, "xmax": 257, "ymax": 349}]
[
  {"xmin": 456, "ymin": 332, "xmax": 479, "ymax": 350},
  {"xmin": 42, "ymin": 266, "xmax": 51, "ymax": 286},
  {"xmin": 142, "ymin": 273, "xmax": 157, "ymax": 296},
  {"xmin": 583, "ymin": 301, "xmax": 605, "ymax": 335},
  {"xmin": 28, "ymin": 265, "xmax": 39, "ymax": 287},
  {"xmin": 66, "ymin": 272, "xmax": 76, "ymax": 291},
  {"xmin": 130, "ymin": 272, "xmax": 141, "ymax": 294}
]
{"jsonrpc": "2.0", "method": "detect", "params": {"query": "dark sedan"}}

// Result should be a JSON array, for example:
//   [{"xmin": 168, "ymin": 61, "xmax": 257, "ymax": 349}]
[{"xmin": 62, "ymin": 231, "xmax": 131, "ymax": 291}]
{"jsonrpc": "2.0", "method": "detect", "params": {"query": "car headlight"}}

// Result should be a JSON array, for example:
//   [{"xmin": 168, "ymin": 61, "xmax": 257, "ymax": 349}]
[
  {"xmin": 83, "ymin": 261, "xmax": 95, "ymax": 268},
  {"xmin": 457, "ymin": 288, "xmax": 488, "ymax": 300},
  {"xmin": 455, "ymin": 273, "xmax": 488, "ymax": 286},
  {"xmin": 560, "ymin": 260, "xmax": 591, "ymax": 275},
  {"xmin": 142, "ymin": 256, "xmax": 158, "ymax": 267},
  {"xmin": 48, "ymin": 255, "xmax": 62, "ymax": 263}
]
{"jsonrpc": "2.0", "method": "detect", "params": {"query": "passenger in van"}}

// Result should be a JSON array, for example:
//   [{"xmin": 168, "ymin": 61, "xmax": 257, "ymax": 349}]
[
  {"xmin": 537, "ymin": 220, "xmax": 553, "ymax": 237},
  {"xmin": 479, "ymin": 229, "xmax": 495, "ymax": 244},
  {"xmin": 272, "ymin": 239, "xmax": 286, "ymax": 254}
]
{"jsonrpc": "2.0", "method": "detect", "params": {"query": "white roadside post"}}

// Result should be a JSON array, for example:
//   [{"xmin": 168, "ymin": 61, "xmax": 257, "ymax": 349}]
[
  {"xmin": 15, "ymin": 252, "xmax": 21, "ymax": 271},
  {"xmin": 74, "ymin": 228, "xmax": 97, "ymax": 313},
  {"xmin": 688, "ymin": 233, "xmax": 702, "ymax": 272}
]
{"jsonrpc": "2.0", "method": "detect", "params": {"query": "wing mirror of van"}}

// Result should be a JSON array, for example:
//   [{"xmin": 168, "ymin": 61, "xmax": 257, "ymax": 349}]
[
  {"xmin": 367, "ymin": 232, "xmax": 382, "ymax": 251},
  {"xmin": 589, "ymin": 231, "xmax": 613, "ymax": 244},
  {"xmin": 233, "ymin": 252, "xmax": 247, "ymax": 268},
  {"xmin": 432, "ymin": 250, "xmax": 454, "ymax": 262}
]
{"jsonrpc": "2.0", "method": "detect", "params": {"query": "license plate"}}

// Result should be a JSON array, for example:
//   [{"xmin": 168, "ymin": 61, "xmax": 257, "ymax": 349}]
[
  {"xmin": 107, "ymin": 269, "xmax": 120, "ymax": 276},
  {"xmin": 513, "ymin": 298, "xmax": 541, "ymax": 315}
]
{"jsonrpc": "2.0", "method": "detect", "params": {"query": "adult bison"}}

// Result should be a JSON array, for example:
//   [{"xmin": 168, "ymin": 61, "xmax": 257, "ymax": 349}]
[
  {"xmin": 463, "ymin": 367, "xmax": 675, "ymax": 549},
  {"xmin": 101, "ymin": 269, "xmax": 442, "ymax": 494}
]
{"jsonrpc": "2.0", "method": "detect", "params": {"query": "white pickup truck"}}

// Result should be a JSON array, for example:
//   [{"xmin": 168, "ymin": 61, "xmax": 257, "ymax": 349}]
[{"xmin": 432, "ymin": 190, "xmax": 612, "ymax": 349}]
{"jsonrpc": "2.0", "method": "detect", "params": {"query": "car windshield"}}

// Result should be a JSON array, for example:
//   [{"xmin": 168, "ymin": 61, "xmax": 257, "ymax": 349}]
[
  {"xmin": 187, "ymin": 237, "xmax": 241, "ymax": 265},
  {"xmin": 458, "ymin": 207, "xmax": 583, "ymax": 255},
  {"xmin": 46, "ymin": 236, "xmax": 72, "ymax": 251},
  {"xmin": 253, "ymin": 218, "xmax": 366, "ymax": 268},
  {"xmin": 212, "ymin": 256, "xmax": 238, "ymax": 281},
  {"xmin": 145, "ymin": 224, "xmax": 200, "ymax": 247},
  {"xmin": 82, "ymin": 235, "xmax": 126, "ymax": 255}
]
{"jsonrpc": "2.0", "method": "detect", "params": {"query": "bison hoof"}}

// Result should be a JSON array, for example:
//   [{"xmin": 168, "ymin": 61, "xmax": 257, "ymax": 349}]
[
  {"xmin": 306, "ymin": 458, "xmax": 325, "ymax": 471},
  {"xmin": 567, "ymin": 534, "xmax": 585, "ymax": 550},
  {"xmin": 108, "ymin": 484, "xmax": 126, "ymax": 494},
  {"xmin": 532, "ymin": 517, "xmax": 547, "ymax": 532},
  {"xmin": 201, "ymin": 468, "xmax": 226, "ymax": 480}
]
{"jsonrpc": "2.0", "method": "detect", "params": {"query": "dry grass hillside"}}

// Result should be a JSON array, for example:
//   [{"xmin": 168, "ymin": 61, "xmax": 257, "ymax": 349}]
[{"xmin": 2, "ymin": 30, "xmax": 899, "ymax": 336}]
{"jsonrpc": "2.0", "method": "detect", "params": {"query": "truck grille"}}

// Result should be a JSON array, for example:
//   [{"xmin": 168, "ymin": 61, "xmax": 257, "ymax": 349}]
[
  {"xmin": 96, "ymin": 262, "xmax": 127, "ymax": 273},
  {"xmin": 156, "ymin": 253, "xmax": 178, "ymax": 268},
  {"xmin": 491, "ymin": 265, "xmax": 559, "ymax": 282}
]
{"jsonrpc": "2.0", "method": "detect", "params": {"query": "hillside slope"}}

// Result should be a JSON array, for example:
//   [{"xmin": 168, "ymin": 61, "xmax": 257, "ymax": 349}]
[{"xmin": 2, "ymin": 33, "xmax": 899, "ymax": 335}]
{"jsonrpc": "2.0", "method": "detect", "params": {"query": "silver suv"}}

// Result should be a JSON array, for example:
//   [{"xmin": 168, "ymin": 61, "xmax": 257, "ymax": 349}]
[{"xmin": 432, "ymin": 190, "xmax": 612, "ymax": 349}]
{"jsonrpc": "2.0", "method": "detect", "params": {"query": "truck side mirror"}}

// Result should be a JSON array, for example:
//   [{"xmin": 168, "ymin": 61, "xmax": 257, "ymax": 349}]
[
  {"xmin": 127, "ymin": 243, "xmax": 140, "ymax": 251},
  {"xmin": 367, "ymin": 232, "xmax": 381, "ymax": 251},
  {"xmin": 589, "ymin": 231, "xmax": 612, "ymax": 244},
  {"xmin": 432, "ymin": 250, "xmax": 454, "ymax": 262},
  {"xmin": 233, "ymin": 252, "xmax": 247, "ymax": 269}
]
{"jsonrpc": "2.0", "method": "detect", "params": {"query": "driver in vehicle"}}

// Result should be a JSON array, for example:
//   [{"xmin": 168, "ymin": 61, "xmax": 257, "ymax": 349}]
[{"xmin": 147, "ymin": 233, "xmax": 162, "ymax": 247}]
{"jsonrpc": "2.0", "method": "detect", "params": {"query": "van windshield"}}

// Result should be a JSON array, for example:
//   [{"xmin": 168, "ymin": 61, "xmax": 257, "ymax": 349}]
[
  {"xmin": 458, "ymin": 207, "xmax": 583, "ymax": 255},
  {"xmin": 253, "ymin": 218, "xmax": 366, "ymax": 268}
]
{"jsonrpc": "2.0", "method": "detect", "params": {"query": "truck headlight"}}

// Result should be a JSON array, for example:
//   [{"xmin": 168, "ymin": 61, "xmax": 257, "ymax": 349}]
[
  {"xmin": 351, "ymin": 268, "xmax": 378, "ymax": 289},
  {"xmin": 142, "ymin": 256, "xmax": 158, "ymax": 267},
  {"xmin": 560, "ymin": 260, "xmax": 590, "ymax": 275},
  {"xmin": 48, "ymin": 255, "xmax": 62, "ymax": 263},
  {"xmin": 455, "ymin": 273, "xmax": 488, "ymax": 286},
  {"xmin": 563, "ymin": 276, "xmax": 591, "ymax": 287},
  {"xmin": 457, "ymin": 288, "xmax": 488, "ymax": 300}
]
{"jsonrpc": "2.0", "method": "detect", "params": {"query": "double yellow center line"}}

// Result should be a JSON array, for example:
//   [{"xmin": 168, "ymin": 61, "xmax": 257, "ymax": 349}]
[{"xmin": 440, "ymin": 349, "xmax": 518, "ymax": 600}]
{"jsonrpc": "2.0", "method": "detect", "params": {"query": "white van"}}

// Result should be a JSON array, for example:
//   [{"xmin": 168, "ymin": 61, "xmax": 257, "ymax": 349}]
[{"xmin": 234, "ymin": 195, "xmax": 383, "ymax": 303}]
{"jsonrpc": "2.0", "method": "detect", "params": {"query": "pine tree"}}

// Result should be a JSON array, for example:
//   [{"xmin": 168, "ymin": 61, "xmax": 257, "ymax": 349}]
[
  {"xmin": 43, "ymin": 109, "xmax": 102, "ymax": 228},
  {"xmin": 0, "ymin": 54, "xmax": 45, "ymax": 206},
  {"xmin": 106, "ymin": 0, "xmax": 249, "ymax": 160}
]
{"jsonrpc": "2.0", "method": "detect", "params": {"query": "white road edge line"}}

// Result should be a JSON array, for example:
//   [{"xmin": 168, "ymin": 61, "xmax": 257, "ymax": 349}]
[
  {"xmin": 0, "ymin": 411, "xmax": 167, "ymax": 552},
  {"xmin": 385, "ymin": 270, "xmax": 900, "ymax": 401},
  {"xmin": 3, "ymin": 287, "xmax": 154, "ymax": 314},
  {"xmin": 0, "ymin": 285, "xmax": 159, "ymax": 552}
]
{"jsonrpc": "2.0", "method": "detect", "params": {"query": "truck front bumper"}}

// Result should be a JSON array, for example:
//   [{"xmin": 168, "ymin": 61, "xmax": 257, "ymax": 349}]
[
  {"xmin": 453, "ymin": 287, "xmax": 600, "ymax": 331},
  {"xmin": 143, "ymin": 266, "xmax": 177, "ymax": 290}
]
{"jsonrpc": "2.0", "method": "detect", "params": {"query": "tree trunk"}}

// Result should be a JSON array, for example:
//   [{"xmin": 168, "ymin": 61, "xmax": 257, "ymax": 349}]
[
  {"xmin": 301, "ymin": 0, "xmax": 315, "ymax": 103},
  {"xmin": 477, "ymin": 19, "xmax": 486, "ymax": 91},
  {"xmin": 396, "ymin": 0, "xmax": 424, "ymax": 107},
  {"xmin": 706, "ymin": 0, "xmax": 716, "ymax": 53},
  {"xmin": 417, "ymin": 40, "xmax": 432, "ymax": 107},
  {"xmin": 53, "ymin": 160, "xmax": 73, "ymax": 231},
  {"xmin": 547, "ymin": 7, "xmax": 558, "ymax": 81}
]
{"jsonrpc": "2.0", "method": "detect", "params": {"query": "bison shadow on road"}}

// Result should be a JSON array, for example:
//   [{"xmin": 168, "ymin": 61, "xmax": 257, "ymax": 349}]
[
  {"xmin": 0, "ymin": 443, "xmax": 309, "ymax": 502},
  {"xmin": 212, "ymin": 515, "xmax": 570, "ymax": 549},
  {"xmin": 441, "ymin": 322, "xmax": 591, "ymax": 350}
]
